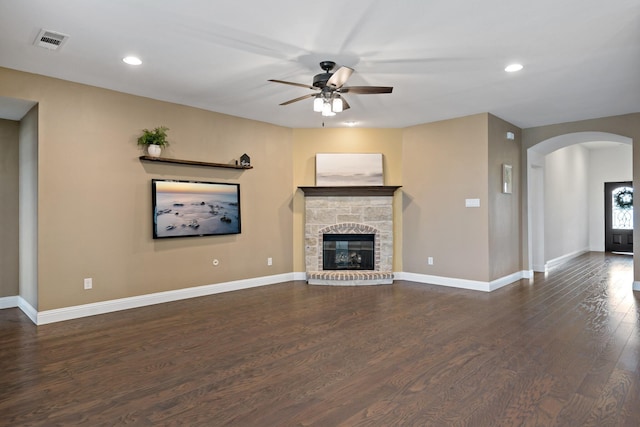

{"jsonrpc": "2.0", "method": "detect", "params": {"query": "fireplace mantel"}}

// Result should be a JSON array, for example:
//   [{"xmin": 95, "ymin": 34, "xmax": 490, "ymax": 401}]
[{"xmin": 298, "ymin": 186, "xmax": 401, "ymax": 197}]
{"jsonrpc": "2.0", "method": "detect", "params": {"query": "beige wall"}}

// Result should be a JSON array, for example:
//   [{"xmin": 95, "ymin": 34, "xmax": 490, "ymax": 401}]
[
  {"xmin": 291, "ymin": 128, "xmax": 404, "ymax": 272},
  {"xmin": 487, "ymin": 114, "xmax": 522, "ymax": 280},
  {"xmin": 402, "ymin": 114, "xmax": 492, "ymax": 281},
  {"xmin": 18, "ymin": 105, "xmax": 39, "ymax": 309},
  {"xmin": 19, "ymin": 105, "xmax": 39, "ymax": 308},
  {"xmin": 19, "ymin": 105, "xmax": 39, "ymax": 309},
  {"xmin": 0, "ymin": 119, "xmax": 19, "ymax": 297},
  {"xmin": 0, "ymin": 67, "xmax": 293, "ymax": 311},
  {"xmin": 523, "ymin": 113, "xmax": 640, "ymax": 282}
]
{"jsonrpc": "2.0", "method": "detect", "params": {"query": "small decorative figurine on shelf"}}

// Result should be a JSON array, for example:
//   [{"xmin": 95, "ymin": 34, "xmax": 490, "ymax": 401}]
[{"xmin": 240, "ymin": 153, "xmax": 251, "ymax": 167}]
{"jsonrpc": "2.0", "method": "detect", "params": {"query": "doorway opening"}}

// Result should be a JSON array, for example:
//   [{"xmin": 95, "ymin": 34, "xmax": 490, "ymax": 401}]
[{"xmin": 527, "ymin": 131, "xmax": 633, "ymax": 272}]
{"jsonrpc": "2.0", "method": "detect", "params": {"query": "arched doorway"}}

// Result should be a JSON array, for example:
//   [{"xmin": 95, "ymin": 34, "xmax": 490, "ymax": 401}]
[{"xmin": 527, "ymin": 131, "xmax": 632, "ymax": 272}]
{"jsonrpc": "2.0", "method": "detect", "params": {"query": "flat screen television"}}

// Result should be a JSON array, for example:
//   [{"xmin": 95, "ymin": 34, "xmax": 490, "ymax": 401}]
[{"xmin": 152, "ymin": 179, "xmax": 241, "ymax": 239}]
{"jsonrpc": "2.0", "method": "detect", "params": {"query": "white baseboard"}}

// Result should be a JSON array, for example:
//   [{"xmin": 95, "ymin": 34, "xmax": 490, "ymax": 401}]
[
  {"xmin": 0, "ymin": 296, "xmax": 38, "ymax": 323},
  {"xmin": 0, "ymin": 295, "xmax": 19, "ymax": 309},
  {"xmin": 18, "ymin": 297, "xmax": 38, "ymax": 324},
  {"xmin": 545, "ymin": 248, "xmax": 589, "ymax": 270},
  {"xmin": 293, "ymin": 272, "xmax": 307, "ymax": 281},
  {"xmin": 522, "ymin": 270, "xmax": 534, "ymax": 279},
  {"xmin": 532, "ymin": 264, "xmax": 546, "ymax": 273},
  {"xmin": 4, "ymin": 269, "xmax": 637, "ymax": 325},
  {"xmin": 395, "ymin": 270, "xmax": 529, "ymax": 292},
  {"xmin": 33, "ymin": 273, "xmax": 295, "ymax": 325}
]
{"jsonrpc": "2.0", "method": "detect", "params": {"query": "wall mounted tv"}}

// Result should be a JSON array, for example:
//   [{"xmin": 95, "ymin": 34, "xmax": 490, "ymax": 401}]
[{"xmin": 152, "ymin": 179, "xmax": 241, "ymax": 239}]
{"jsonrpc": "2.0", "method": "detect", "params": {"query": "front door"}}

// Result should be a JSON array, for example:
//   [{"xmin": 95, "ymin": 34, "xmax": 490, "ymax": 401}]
[{"xmin": 604, "ymin": 181, "xmax": 633, "ymax": 253}]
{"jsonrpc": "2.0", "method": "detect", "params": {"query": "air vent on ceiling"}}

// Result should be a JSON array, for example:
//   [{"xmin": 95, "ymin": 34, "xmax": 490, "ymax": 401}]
[{"xmin": 33, "ymin": 29, "xmax": 69, "ymax": 50}]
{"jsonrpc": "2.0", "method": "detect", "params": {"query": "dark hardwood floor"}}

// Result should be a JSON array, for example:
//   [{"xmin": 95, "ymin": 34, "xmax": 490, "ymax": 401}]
[{"xmin": 1, "ymin": 252, "xmax": 638, "ymax": 426}]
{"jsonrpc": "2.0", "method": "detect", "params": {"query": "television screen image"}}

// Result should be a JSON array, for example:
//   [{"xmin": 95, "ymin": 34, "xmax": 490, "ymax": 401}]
[{"xmin": 152, "ymin": 179, "xmax": 241, "ymax": 238}]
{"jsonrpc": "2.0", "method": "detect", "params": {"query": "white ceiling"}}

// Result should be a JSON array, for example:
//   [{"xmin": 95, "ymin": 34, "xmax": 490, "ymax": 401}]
[{"xmin": 0, "ymin": 0, "xmax": 638, "ymax": 129}]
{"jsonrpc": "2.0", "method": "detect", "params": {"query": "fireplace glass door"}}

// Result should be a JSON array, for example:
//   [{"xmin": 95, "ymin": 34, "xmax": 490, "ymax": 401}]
[{"xmin": 323, "ymin": 234, "xmax": 374, "ymax": 270}]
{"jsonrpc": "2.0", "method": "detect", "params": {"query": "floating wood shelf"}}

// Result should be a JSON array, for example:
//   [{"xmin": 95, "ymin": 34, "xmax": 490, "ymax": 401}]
[
  {"xmin": 298, "ymin": 186, "xmax": 401, "ymax": 197},
  {"xmin": 139, "ymin": 156, "xmax": 252, "ymax": 170}
]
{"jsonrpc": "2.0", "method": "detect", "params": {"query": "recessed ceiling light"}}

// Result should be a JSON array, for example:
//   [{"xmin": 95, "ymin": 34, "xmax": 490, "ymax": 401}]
[
  {"xmin": 505, "ymin": 63, "xmax": 523, "ymax": 73},
  {"xmin": 123, "ymin": 56, "xmax": 142, "ymax": 66},
  {"xmin": 344, "ymin": 121, "xmax": 358, "ymax": 127}
]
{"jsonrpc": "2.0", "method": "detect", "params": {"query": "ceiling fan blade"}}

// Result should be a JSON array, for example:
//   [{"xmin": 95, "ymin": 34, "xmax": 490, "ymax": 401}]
[
  {"xmin": 326, "ymin": 66, "xmax": 354, "ymax": 89},
  {"xmin": 268, "ymin": 79, "xmax": 317, "ymax": 90},
  {"xmin": 340, "ymin": 86, "xmax": 393, "ymax": 94},
  {"xmin": 279, "ymin": 93, "xmax": 316, "ymax": 106}
]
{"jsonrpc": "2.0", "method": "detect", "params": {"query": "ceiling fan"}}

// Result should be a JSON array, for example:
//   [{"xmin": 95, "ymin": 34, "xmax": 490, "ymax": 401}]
[{"xmin": 268, "ymin": 61, "xmax": 393, "ymax": 116}]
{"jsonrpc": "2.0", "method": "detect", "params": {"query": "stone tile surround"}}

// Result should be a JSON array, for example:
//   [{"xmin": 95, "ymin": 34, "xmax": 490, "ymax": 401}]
[{"xmin": 304, "ymin": 195, "xmax": 395, "ymax": 285}]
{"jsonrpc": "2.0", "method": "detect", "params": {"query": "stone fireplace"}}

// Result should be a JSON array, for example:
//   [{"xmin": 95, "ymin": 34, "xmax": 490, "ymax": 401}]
[{"xmin": 300, "ymin": 186, "xmax": 400, "ymax": 285}]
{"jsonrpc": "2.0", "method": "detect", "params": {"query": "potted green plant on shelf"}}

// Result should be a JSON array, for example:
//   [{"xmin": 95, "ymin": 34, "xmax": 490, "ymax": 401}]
[{"xmin": 137, "ymin": 126, "xmax": 170, "ymax": 158}]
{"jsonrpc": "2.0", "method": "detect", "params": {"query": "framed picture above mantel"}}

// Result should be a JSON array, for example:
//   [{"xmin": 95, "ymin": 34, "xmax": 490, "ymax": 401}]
[{"xmin": 315, "ymin": 153, "xmax": 383, "ymax": 186}]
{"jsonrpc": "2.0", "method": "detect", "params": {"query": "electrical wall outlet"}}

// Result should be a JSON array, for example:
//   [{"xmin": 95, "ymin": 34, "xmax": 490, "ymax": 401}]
[
  {"xmin": 83, "ymin": 278, "xmax": 93, "ymax": 290},
  {"xmin": 267, "ymin": 257, "xmax": 273, "ymax": 266},
  {"xmin": 428, "ymin": 257, "xmax": 434, "ymax": 265}
]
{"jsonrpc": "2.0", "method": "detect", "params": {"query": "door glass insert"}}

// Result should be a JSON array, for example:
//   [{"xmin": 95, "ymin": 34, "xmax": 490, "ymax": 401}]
[{"xmin": 612, "ymin": 186, "xmax": 633, "ymax": 230}]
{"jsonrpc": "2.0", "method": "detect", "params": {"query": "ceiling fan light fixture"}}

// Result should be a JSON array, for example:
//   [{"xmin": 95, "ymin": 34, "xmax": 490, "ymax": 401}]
[
  {"xmin": 313, "ymin": 96, "xmax": 323, "ymax": 112},
  {"xmin": 322, "ymin": 102, "xmax": 335, "ymax": 117},
  {"xmin": 332, "ymin": 96, "xmax": 343, "ymax": 113}
]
